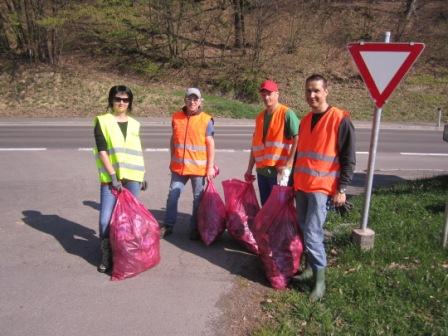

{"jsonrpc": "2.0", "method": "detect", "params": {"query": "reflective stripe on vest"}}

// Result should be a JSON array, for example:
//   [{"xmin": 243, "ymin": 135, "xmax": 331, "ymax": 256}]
[
  {"xmin": 173, "ymin": 144, "xmax": 207, "ymax": 151},
  {"xmin": 169, "ymin": 111, "xmax": 212, "ymax": 176},
  {"xmin": 93, "ymin": 113, "xmax": 145, "ymax": 183},
  {"xmin": 293, "ymin": 107, "xmax": 349, "ymax": 195},
  {"xmin": 296, "ymin": 151, "xmax": 339, "ymax": 163},
  {"xmin": 251, "ymin": 104, "xmax": 294, "ymax": 168},
  {"xmin": 294, "ymin": 166, "xmax": 340, "ymax": 178}
]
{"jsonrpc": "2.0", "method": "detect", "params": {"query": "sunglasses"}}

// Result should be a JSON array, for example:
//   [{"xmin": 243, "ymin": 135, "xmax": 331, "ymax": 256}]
[{"xmin": 113, "ymin": 97, "xmax": 130, "ymax": 103}]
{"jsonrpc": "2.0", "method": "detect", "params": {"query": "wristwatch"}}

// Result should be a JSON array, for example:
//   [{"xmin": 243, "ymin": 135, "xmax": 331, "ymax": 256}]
[{"xmin": 338, "ymin": 187, "xmax": 347, "ymax": 194}]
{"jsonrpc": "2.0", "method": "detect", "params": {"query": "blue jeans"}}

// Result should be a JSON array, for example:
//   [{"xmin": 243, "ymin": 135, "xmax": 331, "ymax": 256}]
[
  {"xmin": 164, "ymin": 172, "xmax": 205, "ymax": 230},
  {"xmin": 295, "ymin": 190, "xmax": 329, "ymax": 270},
  {"xmin": 99, "ymin": 181, "xmax": 141, "ymax": 238},
  {"xmin": 257, "ymin": 173, "xmax": 278, "ymax": 205}
]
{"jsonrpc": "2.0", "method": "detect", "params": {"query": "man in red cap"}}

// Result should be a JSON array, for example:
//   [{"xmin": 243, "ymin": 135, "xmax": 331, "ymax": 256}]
[{"xmin": 245, "ymin": 79, "xmax": 300, "ymax": 205}]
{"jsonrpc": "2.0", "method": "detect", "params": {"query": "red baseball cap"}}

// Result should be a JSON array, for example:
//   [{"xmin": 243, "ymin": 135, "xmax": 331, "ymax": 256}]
[{"xmin": 259, "ymin": 79, "xmax": 278, "ymax": 92}]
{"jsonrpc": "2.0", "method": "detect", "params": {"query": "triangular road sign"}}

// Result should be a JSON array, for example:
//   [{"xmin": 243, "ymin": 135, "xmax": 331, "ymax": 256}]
[{"xmin": 347, "ymin": 42, "xmax": 425, "ymax": 108}]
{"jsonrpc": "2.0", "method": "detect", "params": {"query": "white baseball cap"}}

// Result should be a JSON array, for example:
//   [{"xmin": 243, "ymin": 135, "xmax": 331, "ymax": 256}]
[{"xmin": 185, "ymin": 88, "xmax": 202, "ymax": 99}]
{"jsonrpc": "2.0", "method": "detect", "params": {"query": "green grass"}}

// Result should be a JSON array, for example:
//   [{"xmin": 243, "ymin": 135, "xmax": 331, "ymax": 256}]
[
  {"xmin": 172, "ymin": 90, "xmax": 261, "ymax": 118},
  {"xmin": 203, "ymin": 95, "xmax": 260, "ymax": 119},
  {"xmin": 255, "ymin": 175, "xmax": 448, "ymax": 335},
  {"xmin": 1, "ymin": 59, "xmax": 446, "ymax": 122}
]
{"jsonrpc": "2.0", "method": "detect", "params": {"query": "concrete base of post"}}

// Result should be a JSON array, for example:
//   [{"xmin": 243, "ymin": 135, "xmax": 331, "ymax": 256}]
[{"xmin": 352, "ymin": 228, "xmax": 375, "ymax": 250}]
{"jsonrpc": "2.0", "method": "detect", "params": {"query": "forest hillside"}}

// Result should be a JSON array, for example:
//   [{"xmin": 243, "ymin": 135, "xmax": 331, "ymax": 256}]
[{"xmin": 0, "ymin": 0, "xmax": 447, "ymax": 122}]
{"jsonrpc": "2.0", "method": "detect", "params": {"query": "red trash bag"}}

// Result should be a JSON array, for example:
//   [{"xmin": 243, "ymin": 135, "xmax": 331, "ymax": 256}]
[
  {"xmin": 222, "ymin": 179, "xmax": 260, "ymax": 254},
  {"xmin": 253, "ymin": 185, "xmax": 303, "ymax": 289},
  {"xmin": 197, "ymin": 179, "xmax": 227, "ymax": 246},
  {"xmin": 109, "ymin": 188, "xmax": 161, "ymax": 281}
]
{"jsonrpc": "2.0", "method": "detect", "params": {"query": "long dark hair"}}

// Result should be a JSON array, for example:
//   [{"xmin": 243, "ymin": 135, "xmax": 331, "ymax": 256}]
[{"xmin": 107, "ymin": 85, "xmax": 134, "ymax": 112}]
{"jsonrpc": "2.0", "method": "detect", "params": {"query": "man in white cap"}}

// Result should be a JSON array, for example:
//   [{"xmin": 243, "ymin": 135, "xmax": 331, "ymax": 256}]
[{"xmin": 161, "ymin": 88, "xmax": 216, "ymax": 240}]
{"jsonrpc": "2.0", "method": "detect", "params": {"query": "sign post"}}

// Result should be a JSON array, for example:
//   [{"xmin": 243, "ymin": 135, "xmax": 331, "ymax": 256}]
[{"xmin": 347, "ymin": 32, "xmax": 425, "ymax": 250}]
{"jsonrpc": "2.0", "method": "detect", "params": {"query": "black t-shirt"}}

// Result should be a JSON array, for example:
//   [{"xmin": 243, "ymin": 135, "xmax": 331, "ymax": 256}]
[{"xmin": 94, "ymin": 121, "xmax": 128, "ymax": 152}]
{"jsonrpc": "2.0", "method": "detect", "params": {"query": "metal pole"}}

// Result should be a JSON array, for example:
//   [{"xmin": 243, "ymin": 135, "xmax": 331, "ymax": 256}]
[
  {"xmin": 443, "ymin": 201, "xmax": 448, "ymax": 248},
  {"xmin": 360, "ymin": 31, "xmax": 390, "ymax": 230},
  {"xmin": 361, "ymin": 107, "xmax": 382, "ymax": 230},
  {"xmin": 437, "ymin": 107, "xmax": 442, "ymax": 128}
]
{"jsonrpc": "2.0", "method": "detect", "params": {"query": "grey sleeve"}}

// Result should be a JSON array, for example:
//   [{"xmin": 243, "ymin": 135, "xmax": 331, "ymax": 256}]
[
  {"xmin": 338, "ymin": 117, "xmax": 356, "ymax": 189},
  {"xmin": 206, "ymin": 119, "xmax": 214, "ymax": 137}
]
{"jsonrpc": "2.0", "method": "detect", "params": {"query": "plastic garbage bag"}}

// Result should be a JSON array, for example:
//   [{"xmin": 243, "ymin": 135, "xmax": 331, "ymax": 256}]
[
  {"xmin": 109, "ymin": 188, "xmax": 160, "ymax": 281},
  {"xmin": 253, "ymin": 185, "xmax": 303, "ymax": 289},
  {"xmin": 198, "ymin": 179, "xmax": 227, "ymax": 246},
  {"xmin": 222, "ymin": 179, "xmax": 260, "ymax": 254}
]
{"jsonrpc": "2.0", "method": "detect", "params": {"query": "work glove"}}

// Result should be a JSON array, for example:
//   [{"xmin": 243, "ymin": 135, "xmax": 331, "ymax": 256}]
[
  {"xmin": 244, "ymin": 172, "xmax": 256, "ymax": 182},
  {"xmin": 141, "ymin": 180, "xmax": 148, "ymax": 191},
  {"xmin": 335, "ymin": 201, "xmax": 353, "ymax": 217},
  {"xmin": 110, "ymin": 173, "xmax": 122, "ymax": 191},
  {"xmin": 277, "ymin": 167, "xmax": 291, "ymax": 186}
]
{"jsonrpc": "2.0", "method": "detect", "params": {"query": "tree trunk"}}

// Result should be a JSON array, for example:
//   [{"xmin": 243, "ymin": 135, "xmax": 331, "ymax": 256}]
[
  {"xmin": 395, "ymin": 0, "xmax": 418, "ymax": 41},
  {"xmin": 232, "ymin": 0, "xmax": 244, "ymax": 48},
  {"xmin": 0, "ymin": 0, "xmax": 65, "ymax": 64}
]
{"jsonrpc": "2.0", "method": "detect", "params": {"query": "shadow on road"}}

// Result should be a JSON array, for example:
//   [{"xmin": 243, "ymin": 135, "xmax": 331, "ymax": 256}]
[
  {"xmin": 150, "ymin": 208, "xmax": 268, "ymax": 286},
  {"xmin": 82, "ymin": 200, "xmax": 101, "ymax": 211},
  {"xmin": 21, "ymin": 210, "xmax": 99, "ymax": 267},
  {"xmin": 351, "ymin": 172, "xmax": 406, "ymax": 189}
]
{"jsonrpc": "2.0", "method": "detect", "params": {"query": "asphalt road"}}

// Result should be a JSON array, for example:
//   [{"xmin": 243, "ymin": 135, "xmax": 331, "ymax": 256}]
[
  {"xmin": 1, "ymin": 122, "xmax": 448, "ymax": 155},
  {"xmin": 0, "ymin": 119, "xmax": 447, "ymax": 336}
]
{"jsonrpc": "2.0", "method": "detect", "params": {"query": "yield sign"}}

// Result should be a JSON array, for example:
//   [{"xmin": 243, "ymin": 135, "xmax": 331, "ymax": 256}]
[{"xmin": 347, "ymin": 43, "xmax": 425, "ymax": 108}]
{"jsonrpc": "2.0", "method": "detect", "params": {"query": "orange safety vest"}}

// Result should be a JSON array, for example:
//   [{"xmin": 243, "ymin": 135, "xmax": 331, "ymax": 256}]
[
  {"xmin": 169, "ymin": 111, "xmax": 212, "ymax": 176},
  {"xmin": 293, "ymin": 107, "xmax": 349, "ymax": 195},
  {"xmin": 251, "ymin": 104, "xmax": 293, "ymax": 168}
]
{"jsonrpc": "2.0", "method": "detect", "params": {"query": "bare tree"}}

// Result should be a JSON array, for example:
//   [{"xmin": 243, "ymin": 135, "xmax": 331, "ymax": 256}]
[
  {"xmin": 147, "ymin": 0, "xmax": 193, "ymax": 65},
  {"xmin": 232, "ymin": 0, "xmax": 246, "ymax": 49},
  {"xmin": 0, "ymin": 0, "xmax": 67, "ymax": 64},
  {"xmin": 249, "ymin": 0, "xmax": 278, "ymax": 70},
  {"xmin": 395, "ymin": 0, "xmax": 419, "ymax": 41}
]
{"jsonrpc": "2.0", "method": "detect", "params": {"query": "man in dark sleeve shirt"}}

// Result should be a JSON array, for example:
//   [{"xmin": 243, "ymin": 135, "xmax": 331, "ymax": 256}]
[
  {"xmin": 292, "ymin": 74, "xmax": 356, "ymax": 300},
  {"xmin": 310, "ymin": 107, "xmax": 356, "ymax": 192}
]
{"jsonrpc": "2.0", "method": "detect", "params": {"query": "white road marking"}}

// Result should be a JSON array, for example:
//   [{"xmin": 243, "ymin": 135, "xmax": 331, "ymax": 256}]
[
  {"xmin": 145, "ymin": 148, "xmax": 169, "ymax": 152},
  {"xmin": 0, "ymin": 148, "xmax": 46, "ymax": 151},
  {"xmin": 400, "ymin": 152, "xmax": 448, "ymax": 157},
  {"xmin": 74, "ymin": 148, "xmax": 448, "ymax": 157}
]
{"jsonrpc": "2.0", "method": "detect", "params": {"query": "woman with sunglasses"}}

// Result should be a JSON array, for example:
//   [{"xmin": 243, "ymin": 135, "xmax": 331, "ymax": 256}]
[{"xmin": 93, "ymin": 85, "xmax": 146, "ymax": 273}]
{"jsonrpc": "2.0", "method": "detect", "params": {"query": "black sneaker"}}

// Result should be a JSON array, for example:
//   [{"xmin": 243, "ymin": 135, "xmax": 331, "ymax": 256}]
[
  {"xmin": 189, "ymin": 228, "xmax": 200, "ymax": 241},
  {"xmin": 160, "ymin": 225, "xmax": 173, "ymax": 238}
]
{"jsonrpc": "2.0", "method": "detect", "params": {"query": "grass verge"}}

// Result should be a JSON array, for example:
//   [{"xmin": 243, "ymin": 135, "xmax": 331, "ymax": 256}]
[{"xmin": 255, "ymin": 175, "xmax": 448, "ymax": 335}]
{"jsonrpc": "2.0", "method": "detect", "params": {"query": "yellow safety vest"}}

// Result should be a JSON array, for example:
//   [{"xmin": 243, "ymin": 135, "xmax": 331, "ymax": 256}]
[{"xmin": 93, "ymin": 113, "xmax": 145, "ymax": 183}]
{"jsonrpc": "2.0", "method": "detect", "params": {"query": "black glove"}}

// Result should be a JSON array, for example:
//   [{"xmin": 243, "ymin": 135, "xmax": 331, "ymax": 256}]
[
  {"xmin": 335, "ymin": 201, "xmax": 353, "ymax": 217},
  {"xmin": 110, "ymin": 173, "xmax": 122, "ymax": 191},
  {"xmin": 141, "ymin": 180, "xmax": 148, "ymax": 191}
]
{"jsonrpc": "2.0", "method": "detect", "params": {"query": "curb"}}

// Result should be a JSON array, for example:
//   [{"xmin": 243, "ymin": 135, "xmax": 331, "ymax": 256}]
[{"xmin": 0, "ymin": 117, "xmax": 444, "ymax": 131}]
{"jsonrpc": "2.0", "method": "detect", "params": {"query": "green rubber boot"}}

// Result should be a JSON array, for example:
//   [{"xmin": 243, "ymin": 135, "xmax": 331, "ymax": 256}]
[
  {"xmin": 293, "ymin": 264, "xmax": 313, "ymax": 282},
  {"xmin": 97, "ymin": 238, "xmax": 112, "ymax": 273},
  {"xmin": 310, "ymin": 268, "xmax": 326, "ymax": 301}
]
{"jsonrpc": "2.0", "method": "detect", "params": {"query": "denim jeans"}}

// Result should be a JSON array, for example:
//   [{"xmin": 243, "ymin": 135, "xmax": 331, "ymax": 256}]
[
  {"xmin": 99, "ymin": 181, "xmax": 141, "ymax": 238},
  {"xmin": 256, "ymin": 173, "xmax": 278, "ymax": 206},
  {"xmin": 295, "ymin": 190, "xmax": 329, "ymax": 270},
  {"xmin": 164, "ymin": 172, "xmax": 205, "ymax": 230}
]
